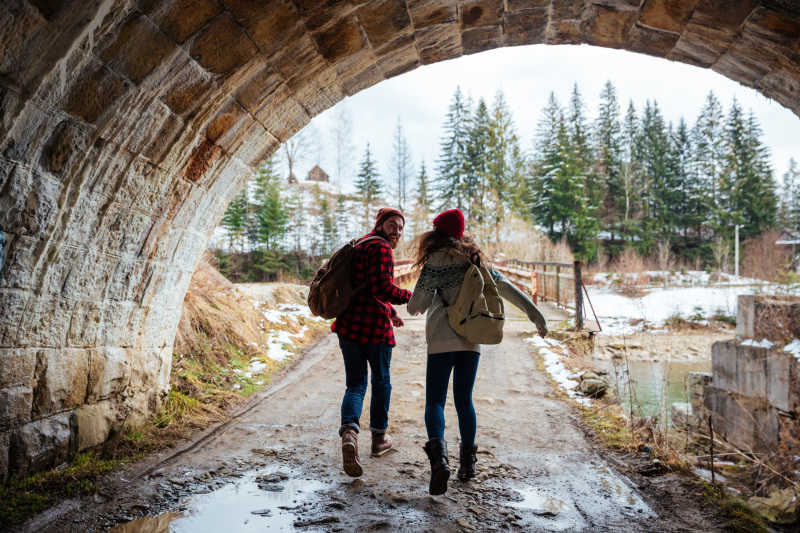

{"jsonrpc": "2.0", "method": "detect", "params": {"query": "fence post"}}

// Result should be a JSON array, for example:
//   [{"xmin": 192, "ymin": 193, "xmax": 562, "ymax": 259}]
[
  {"xmin": 574, "ymin": 260, "xmax": 583, "ymax": 330},
  {"xmin": 555, "ymin": 265, "xmax": 561, "ymax": 306}
]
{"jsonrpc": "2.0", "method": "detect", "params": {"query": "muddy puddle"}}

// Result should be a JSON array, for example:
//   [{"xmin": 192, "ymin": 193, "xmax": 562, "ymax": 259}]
[
  {"xmin": 110, "ymin": 468, "xmax": 328, "ymax": 533},
  {"xmin": 596, "ymin": 359, "xmax": 710, "ymax": 419},
  {"xmin": 505, "ymin": 458, "xmax": 654, "ymax": 531}
]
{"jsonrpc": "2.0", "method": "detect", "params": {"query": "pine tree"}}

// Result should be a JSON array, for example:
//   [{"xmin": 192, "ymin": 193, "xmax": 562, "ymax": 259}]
[
  {"xmin": 593, "ymin": 80, "xmax": 623, "ymax": 233},
  {"xmin": 354, "ymin": 143, "xmax": 383, "ymax": 229},
  {"xmin": 781, "ymin": 158, "xmax": 800, "ymax": 229},
  {"xmin": 320, "ymin": 195, "xmax": 336, "ymax": 255},
  {"xmin": 720, "ymin": 105, "xmax": 777, "ymax": 240},
  {"xmin": 435, "ymin": 86, "xmax": 472, "ymax": 211},
  {"xmin": 286, "ymin": 186, "xmax": 306, "ymax": 252},
  {"xmin": 671, "ymin": 118, "xmax": 704, "ymax": 239},
  {"xmin": 222, "ymin": 187, "xmax": 248, "ymax": 251},
  {"xmin": 693, "ymin": 91, "xmax": 726, "ymax": 231},
  {"xmin": 620, "ymin": 100, "xmax": 642, "ymax": 231},
  {"xmin": 411, "ymin": 161, "xmax": 433, "ymax": 237},
  {"xmin": 248, "ymin": 156, "xmax": 288, "ymax": 250},
  {"xmin": 334, "ymin": 194, "xmax": 349, "ymax": 246},
  {"xmin": 486, "ymin": 89, "xmax": 523, "ymax": 242},
  {"xmin": 530, "ymin": 92, "xmax": 565, "ymax": 236},
  {"xmin": 640, "ymin": 100, "xmax": 673, "ymax": 248},
  {"xmin": 566, "ymin": 83, "xmax": 600, "ymax": 259},
  {"xmin": 466, "ymin": 97, "xmax": 491, "ymax": 240},
  {"xmin": 391, "ymin": 119, "xmax": 413, "ymax": 212}
]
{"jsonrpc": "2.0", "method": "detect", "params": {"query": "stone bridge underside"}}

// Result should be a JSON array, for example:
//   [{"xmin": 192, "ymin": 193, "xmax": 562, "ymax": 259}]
[{"xmin": 1, "ymin": 0, "xmax": 799, "ymax": 482}]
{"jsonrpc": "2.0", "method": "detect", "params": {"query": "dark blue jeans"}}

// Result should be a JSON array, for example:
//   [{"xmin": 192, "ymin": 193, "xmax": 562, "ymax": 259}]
[
  {"xmin": 338, "ymin": 336, "xmax": 392, "ymax": 436},
  {"xmin": 425, "ymin": 351, "xmax": 480, "ymax": 448}
]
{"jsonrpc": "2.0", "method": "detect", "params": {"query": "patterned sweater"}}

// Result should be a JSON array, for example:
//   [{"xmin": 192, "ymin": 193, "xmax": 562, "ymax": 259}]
[{"xmin": 407, "ymin": 250, "xmax": 547, "ymax": 354}]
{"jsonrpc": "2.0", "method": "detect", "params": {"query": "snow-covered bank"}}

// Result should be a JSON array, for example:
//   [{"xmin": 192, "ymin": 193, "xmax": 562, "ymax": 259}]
[
  {"xmin": 525, "ymin": 335, "xmax": 591, "ymax": 405},
  {"xmin": 585, "ymin": 278, "xmax": 799, "ymax": 335}
]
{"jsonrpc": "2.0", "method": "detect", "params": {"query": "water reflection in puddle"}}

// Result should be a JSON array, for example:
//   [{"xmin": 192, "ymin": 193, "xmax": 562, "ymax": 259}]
[
  {"xmin": 505, "ymin": 458, "xmax": 654, "ymax": 531},
  {"xmin": 111, "ymin": 470, "xmax": 327, "ymax": 533},
  {"xmin": 507, "ymin": 485, "xmax": 585, "ymax": 532}
]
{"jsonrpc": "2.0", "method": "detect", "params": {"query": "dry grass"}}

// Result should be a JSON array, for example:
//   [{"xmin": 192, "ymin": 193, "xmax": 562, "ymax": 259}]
[
  {"xmin": 400, "ymin": 214, "xmax": 574, "ymax": 265},
  {"xmin": 610, "ymin": 248, "xmax": 650, "ymax": 296},
  {"xmin": 741, "ymin": 230, "xmax": 794, "ymax": 282}
]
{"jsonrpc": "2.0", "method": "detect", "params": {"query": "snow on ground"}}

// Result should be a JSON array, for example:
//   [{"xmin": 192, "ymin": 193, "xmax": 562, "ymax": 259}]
[
  {"xmin": 585, "ymin": 278, "xmax": 800, "ymax": 335},
  {"xmin": 784, "ymin": 339, "xmax": 800, "ymax": 360},
  {"xmin": 587, "ymin": 285, "xmax": 747, "ymax": 334},
  {"xmin": 592, "ymin": 270, "xmax": 768, "ymax": 288},
  {"xmin": 239, "ymin": 283, "xmax": 328, "ymax": 363},
  {"xmin": 525, "ymin": 335, "xmax": 591, "ymax": 405}
]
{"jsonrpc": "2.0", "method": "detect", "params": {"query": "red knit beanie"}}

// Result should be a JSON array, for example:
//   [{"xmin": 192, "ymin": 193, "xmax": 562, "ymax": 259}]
[
  {"xmin": 433, "ymin": 209, "xmax": 465, "ymax": 239},
  {"xmin": 374, "ymin": 207, "xmax": 404, "ymax": 230}
]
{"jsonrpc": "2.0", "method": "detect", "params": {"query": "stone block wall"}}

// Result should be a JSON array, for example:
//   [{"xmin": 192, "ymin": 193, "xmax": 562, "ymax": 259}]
[
  {"xmin": 2, "ymin": 0, "xmax": 800, "ymax": 481},
  {"xmin": 699, "ymin": 295, "xmax": 800, "ymax": 458}
]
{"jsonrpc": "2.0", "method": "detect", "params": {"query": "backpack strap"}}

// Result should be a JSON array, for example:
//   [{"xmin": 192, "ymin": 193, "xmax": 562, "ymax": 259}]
[
  {"xmin": 355, "ymin": 235, "xmax": 388, "ymax": 247},
  {"xmin": 351, "ymin": 235, "xmax": 390, "ymax": 294}
]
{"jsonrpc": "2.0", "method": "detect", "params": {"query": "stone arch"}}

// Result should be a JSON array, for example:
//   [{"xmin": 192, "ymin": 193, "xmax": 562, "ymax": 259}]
[{"xmin": 1, "ymin": 0, "xmax": 798, "ymax": 480}]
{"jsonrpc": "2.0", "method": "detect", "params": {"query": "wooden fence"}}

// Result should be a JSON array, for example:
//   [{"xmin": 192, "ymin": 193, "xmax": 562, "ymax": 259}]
[
  {"xmin": 394, "ymin": 258, "xmax": 587, "ymax": 329},
  {"xmin": 493, "ymin": 260, "xmax": 585, "ymax": 330}
]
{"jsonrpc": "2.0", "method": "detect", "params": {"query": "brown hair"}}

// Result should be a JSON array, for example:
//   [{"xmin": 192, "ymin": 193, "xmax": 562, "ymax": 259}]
[{"xmin": 413, "ymin": 229, "xmax": 487, "ymax": 269}]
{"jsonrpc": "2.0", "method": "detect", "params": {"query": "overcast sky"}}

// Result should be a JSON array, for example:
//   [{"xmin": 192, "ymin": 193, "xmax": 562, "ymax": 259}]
[{"xmin": 286, "ymin": 44, "xmax": 800, "ymax": 195}]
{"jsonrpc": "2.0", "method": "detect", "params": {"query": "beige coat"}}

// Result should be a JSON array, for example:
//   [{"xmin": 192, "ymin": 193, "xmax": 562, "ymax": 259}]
[{"xmin": 407, "ymin": 250, "xmax": 547, "ymax": 355}]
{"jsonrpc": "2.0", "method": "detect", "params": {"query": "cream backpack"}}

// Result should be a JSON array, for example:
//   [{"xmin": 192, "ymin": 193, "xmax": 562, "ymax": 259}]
[{"xmin": 443, "ymin": 256, "xmax": 505, "ymax": 344}]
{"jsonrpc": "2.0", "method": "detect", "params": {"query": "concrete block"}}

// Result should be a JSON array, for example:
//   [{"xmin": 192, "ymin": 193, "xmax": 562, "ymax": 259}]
[
  {"xmin": 736, "ymin": 294, "xmax": 800, "ymax": 341},
  {"xmin": 0, "ymin": 385, "xmax": 33, "ymax": 430},
  {"xmin": 87, "ymin": 347, "xmax": 131, "ymax": 402},
  {"xmin": 9, "ymin": 413, "xmax": 73, "ymax": 477},
  {"xmin": 688, "ymin": 371, "xmax": 711, "ymax": 413},
  {"xmin": 704, "ymin": 386, "xmax": 779, "ymax": 453},
  {"xmin": 0, "ymin": 288, "xmax": 29, "ymax": 347},
  {"xmin": 32, "ymin": 348, "xmax": 90, "ymax": 418},
  {"xmin": 73, "ymin": 401, "xmax": 115, "ymax": 451}
]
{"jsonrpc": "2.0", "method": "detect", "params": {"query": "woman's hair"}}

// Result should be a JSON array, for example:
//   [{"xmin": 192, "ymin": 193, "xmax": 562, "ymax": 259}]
[{"xmin": 413, "ymin": 229, "xmax": 486, "ymax": 268}]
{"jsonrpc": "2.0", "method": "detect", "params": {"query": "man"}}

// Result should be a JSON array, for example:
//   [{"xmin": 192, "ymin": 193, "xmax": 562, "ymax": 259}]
[{"xmin": 332, "ymin": 207, "xmax": 412, "ymax": 477}]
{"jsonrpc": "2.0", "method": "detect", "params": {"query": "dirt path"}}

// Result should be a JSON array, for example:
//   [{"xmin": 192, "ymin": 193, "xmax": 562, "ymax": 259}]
[{"xmin": 24, "ymin": 307, "xmax": 723, "ymax": 533}]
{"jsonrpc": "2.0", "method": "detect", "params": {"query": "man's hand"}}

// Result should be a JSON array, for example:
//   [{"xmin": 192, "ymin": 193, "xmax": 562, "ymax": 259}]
[{"xmin": 391, "ymin": 315, "xmax": 404, "ymax": 328}]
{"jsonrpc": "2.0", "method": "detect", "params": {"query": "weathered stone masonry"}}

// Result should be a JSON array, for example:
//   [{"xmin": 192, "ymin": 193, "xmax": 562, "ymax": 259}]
[{"xmin": 1, "ymin": 0, "xmax": 799, "ymax": 481}]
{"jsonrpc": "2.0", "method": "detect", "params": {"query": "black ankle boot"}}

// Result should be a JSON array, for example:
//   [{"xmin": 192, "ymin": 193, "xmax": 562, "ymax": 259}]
[
  {"xmin": 457, "ymin": 444, "xmax": 477, "ymax": 481},
  {"xmin": 423, "ymin": 439, "xmax": 450, "ymax": 495}
]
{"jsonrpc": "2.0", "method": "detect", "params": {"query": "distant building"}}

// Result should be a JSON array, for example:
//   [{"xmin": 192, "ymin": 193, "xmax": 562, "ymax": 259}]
[{"xmin": 307, "ymin": 165, "xmax": 329, "ymax": 183}]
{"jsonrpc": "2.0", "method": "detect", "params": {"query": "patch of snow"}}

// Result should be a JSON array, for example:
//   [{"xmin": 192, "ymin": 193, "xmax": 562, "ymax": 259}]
[
  {"xmin": 261, "ymin": 309, "xmax": 284, "ymax": 323},
  {"xmin": 741, "ymin": 338, "xmax": 775, "ymax": 349},
  {"xmin": 586, "ymin": 284, "xmax": 765, "ymax": 335},
  {"xmin": 249, "ymin": 358, "xmax": 267, "ymax": 373},
  {"xmin": 784, "ymin": 339, "xmax": 800, "ymax": 360},
  {"xmin": 525, "ymin": 335, "xmax": 590, "ymax": 406}
]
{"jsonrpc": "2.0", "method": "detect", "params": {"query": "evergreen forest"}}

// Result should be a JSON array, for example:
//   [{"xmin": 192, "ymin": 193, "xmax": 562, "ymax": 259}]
[{"xmin": 217, "ymin": 81, "xmax": 800, "ymax": 282}]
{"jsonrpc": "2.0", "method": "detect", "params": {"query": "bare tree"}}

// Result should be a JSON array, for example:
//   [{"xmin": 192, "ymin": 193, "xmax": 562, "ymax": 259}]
[
  {"xmin": 713, "ymin": 237, "xmax": 731, "ymax": 273},
  {"xmin": 330, "ymin": 104, "xmax": 355, "ymax": 188},
  {"xmin": 283, "ymin": 126, "xmax": 311, "ymax": 183}
]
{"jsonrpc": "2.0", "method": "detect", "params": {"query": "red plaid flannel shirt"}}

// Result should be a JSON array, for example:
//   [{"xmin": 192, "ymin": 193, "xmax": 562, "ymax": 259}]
[{"xmin": 331, "ymin": 231, "xmax": 412, "ymax": 346}]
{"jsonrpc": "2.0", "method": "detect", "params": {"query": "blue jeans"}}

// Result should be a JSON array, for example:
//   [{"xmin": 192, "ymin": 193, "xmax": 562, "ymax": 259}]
[
  {"xmin": 425, "ymin": 351, "xmax": 480, "ymax": 448},
  {"xmin": 338, "ymin": 336, "xmax": 392, "ymax": 436}
]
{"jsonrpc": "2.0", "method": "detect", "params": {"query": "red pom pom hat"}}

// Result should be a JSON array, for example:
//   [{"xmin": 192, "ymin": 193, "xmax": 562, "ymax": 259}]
[{"xmin": 432, "ymin": 209, "xmax": 465, "ymax": 239}]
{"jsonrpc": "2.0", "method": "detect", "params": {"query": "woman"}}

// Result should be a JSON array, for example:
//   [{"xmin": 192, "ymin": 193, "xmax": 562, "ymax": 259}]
[{"xmin": 407, "ymin": 209, "xmax": 548, "ymax": 495}]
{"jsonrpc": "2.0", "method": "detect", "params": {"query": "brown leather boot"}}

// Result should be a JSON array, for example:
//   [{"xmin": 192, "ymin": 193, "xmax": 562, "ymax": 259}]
[
  {"xmin": 341, "ymin": 428, "xmax": 363, "ymax": 477},
  {"xmin": 371, "ymin": 431, "xmax": 393, "ymax": 457}
]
